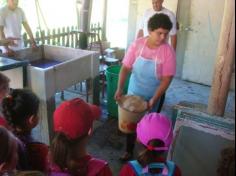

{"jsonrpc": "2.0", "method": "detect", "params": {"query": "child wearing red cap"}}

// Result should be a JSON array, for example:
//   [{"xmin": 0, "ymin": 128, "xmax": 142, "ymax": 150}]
[
  {"xmin": 2, "ymin": 89, "xmax": 48, "ymax": 172},
  {"xmin": 48, "ymin": 98, "xmax": 113, "ymax": 176},
  {"xmin": 119, "ymin": 113, "xmax": 181, "ymax": 176}
]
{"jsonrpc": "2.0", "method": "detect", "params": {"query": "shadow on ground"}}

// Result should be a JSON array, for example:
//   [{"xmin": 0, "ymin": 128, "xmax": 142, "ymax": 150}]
[{"xmin": 87, "ymin": 119, "xmax": 126, "ymax": 175}]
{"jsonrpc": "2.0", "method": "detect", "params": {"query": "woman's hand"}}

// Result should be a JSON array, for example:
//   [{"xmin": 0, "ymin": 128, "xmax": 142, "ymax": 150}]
[
  {"xmin": 5, "ymin": 48, "xmax": 15, "ymax": 57},
  {"xmin": 148, "ymin": 97, "xmax": 157, "ymax": 110},
  {"xmin": 1, "ymin": 37, "xmax": 19, "ymax": 46},
  {"xmin": 5, "ymin": 38, "xmax": 17, "ymax": 46},
  {"xmin": 114, "ymin": 88, "xmax": 123, "ymax": 101},
  {"xmin": 31, "ymin": 41, "xmax": 37, "ymax": 48}
]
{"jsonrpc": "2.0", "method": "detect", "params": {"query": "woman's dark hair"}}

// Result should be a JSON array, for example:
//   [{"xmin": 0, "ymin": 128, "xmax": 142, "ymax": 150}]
[
  {"xmin": 148, "ymin": 13, "xmax": 173, "ymax": 32},
  {"xmin": 137, "ymin": 139, "xmax": 166, "ymax": 173},
  {"xmin": 2, "ymin": 89, "xmax": 39, "ymax": 130},
  {"xmin": 50, "ymin": 133, "xmax": 88, "ymax": 175}
]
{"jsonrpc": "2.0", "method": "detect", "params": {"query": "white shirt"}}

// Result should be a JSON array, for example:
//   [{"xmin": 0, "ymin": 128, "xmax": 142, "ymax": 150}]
[
  {"xmin": 139, "ymin": 7, "xmax": 177, "ymax": 37},
  {"xmin": 0, "ymin": 6, "xmax": 27, "ymax": 52}
]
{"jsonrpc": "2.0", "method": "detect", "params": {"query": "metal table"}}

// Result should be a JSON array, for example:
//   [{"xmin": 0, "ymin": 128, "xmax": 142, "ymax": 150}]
[{"xmin": 0, "ymin": 57, "xmax": 28, "ymax": 87}]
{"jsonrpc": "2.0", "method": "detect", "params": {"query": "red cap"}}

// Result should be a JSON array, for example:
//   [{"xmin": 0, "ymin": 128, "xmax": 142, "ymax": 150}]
[{"xmin": 53, "ymin": 98, "xmax": 101, "ymax": 139}]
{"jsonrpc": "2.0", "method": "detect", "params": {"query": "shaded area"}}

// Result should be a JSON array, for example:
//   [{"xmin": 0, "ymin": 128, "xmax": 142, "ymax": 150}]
[
  {"xmin": 30, "ymin": 59, "xmax": 62, "ymax": 68},
  {"xmin": 172, "ymin": 126, "xmax": 234, "ymax": 176},
  {"xmin": 33, "ymin": 78, "xmax": 235, "ymax": 175}
]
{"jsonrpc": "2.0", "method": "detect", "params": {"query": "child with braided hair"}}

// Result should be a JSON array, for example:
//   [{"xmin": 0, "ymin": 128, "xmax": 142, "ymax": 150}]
[{"xmin": 2, "ymin": 89, "xmax": 48, "ymax": 172}]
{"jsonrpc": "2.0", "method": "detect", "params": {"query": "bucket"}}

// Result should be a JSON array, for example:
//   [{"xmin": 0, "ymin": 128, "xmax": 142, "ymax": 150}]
[
  {"xmin": 105, "ymin": 65, "xmax": 130, "ymax": 118},
  {"xmin": 118, "ymin": 95, "xmax": 147, "ymax": 133}
]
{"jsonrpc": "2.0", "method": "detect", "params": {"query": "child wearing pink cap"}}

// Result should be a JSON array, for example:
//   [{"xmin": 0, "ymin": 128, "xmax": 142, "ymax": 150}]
[
  {"xmin": 48, "ymin": 98, "xmax": 113, "ymax": 176},
  {"xmin": 119, "ymin": 113, "xmax": 181, "ymax": 176}
]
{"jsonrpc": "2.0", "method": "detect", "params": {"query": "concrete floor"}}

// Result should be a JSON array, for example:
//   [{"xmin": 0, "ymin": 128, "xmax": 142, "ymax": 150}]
[{"xmin": 51, "ymin": 78, "xmax": 235, "ymax": 175}]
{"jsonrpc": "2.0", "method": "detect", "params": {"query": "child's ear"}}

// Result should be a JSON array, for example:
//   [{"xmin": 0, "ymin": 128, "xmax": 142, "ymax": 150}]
[
  {"xmin": 28, "ymin": 115, "xmax": 39, "ymax": 128},
  {"xmin": 0, "ymin": 162, "xmax": 7, "ymax": 172},
  {"xmin": 88, "ymin": 128, "xmax": 93, "ymax": 136}
]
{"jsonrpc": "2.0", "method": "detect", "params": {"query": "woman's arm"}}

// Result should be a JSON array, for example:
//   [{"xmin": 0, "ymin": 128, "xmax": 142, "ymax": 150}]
[
  {"xmin": 0, "ymin": 37, "xmax": 19, "ymax": 46},
  {"xmin": 0, "ymin": 26, "xmax": 15, "ymax": 56},
  {"xmin": 22, "ymin": 22, "xmax": 36, "ymax": 48},
  {"xmin": 149, "ymin": 76, "xmax": 173, "ymax": 109},
  {"xmin": 114, "ymin": 65, "xmax": 131, "ymax": 100}
]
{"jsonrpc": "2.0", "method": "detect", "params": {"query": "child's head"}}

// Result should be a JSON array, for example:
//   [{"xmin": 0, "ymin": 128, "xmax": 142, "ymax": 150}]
[
  {"xmin": 0, "ymin": 126, "xmax": 18, "ymax": 174},
  {"xmin": 2, "ymin": 89, "xmax": 40, "ymax": 133},
  {"xmin": 51, "ymin": 98, "xmax": 101, "ymax": 174},
  {"xmin": 136, "ymin": 113, "xmax": 173, "ymax": 166},
  {"xmin": 0, "ymin": 73, "xmax": 10, "ymax": 102}
]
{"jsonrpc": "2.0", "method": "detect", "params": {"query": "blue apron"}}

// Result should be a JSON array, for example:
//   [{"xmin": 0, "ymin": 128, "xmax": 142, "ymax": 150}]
[{"xmin": 128, "ymin": 41, "xmax": 161, "ymax": 112}]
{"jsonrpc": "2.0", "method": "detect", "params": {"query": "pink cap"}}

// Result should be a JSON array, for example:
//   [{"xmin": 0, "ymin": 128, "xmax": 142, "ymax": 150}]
[
  {"xmin": 54, "ymin": 98, "xmax": 101, "ymax": 139},
  {"xmin": 137, "ymin": 113, "xmax": 173, "ymax": 151}
]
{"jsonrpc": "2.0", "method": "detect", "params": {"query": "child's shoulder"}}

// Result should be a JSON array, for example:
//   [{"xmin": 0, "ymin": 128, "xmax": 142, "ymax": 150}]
[
  {"xmin": 135, "ymin": 37, "xmax": 146, "ymax": 44},
  {"xmin": 15, "ymin": 171, "xmax": 45, "ymax": 176},
  {"xmin": 159, "ymin": 43, "xmax": 175, "ymax": 55},
  {"xmin": 160, "ymin": 42, "xmax": 174, "ymax": 50},
  {"xmin": 88, "ymin": 157, "xmax": 109, "ymax": 174},
  {"xmin": 130, "ymin": 37, "xmax": 146, "ymax": 49},
  {"xmin": 0, "ymin": 116, "xmax": 7, "ymax": 127}
]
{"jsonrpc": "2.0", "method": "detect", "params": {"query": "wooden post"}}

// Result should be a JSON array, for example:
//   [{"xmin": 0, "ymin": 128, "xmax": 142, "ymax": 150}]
[
  {"xmin": 57, "ymin": 28, "xmax": 61, "ymax": 46},
  {"xmin": 52, "ymin": 29, "xmax": 56, "ymax": 45},
  {"xmin": 66, "ymin": 27, "xmax": 70, "ymax": 47},
  {"xmin": 36, "ymin": 31, "xmax": 40, "ymax": 45},
  {"xmin": 102, "ymin": 0, "xmax": 108, "ymax": 41},
  {"xmin": 47, "ymin": 29, "xmax": 51, "ymax": 45},
  {"xmin": 207, "ymin": 0, "xmax": 235, "ymax": 116},
  {"xmin": 71, "ymin": 26, "xmax": 75, "ymax": 48},
  {"xmin": 62, "ymin": 27, "xmax": 65, "ymax": 46},
  {"xmin": 41, "ymin": 30, "xmax": 45, "ymax": 45},
  {"xmin": 80, "ymin": 0, "xmax": 92, "ymax": 32},
  {"xmin": 23, "ymin": 33, "xmax": 28, "ymax": 47}
]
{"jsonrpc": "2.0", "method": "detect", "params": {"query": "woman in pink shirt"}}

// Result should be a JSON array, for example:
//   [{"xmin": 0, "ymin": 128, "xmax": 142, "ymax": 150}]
[{"xmin": 115, "ymin": 13, "xmax": 176, "ymax": 161}]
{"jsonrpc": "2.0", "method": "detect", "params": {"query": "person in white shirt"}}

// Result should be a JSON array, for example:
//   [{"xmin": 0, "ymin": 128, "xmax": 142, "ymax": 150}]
[
  {"xmin": 137, "ymin": 0, "xmax": 177, "ymax": 51},
  {"xmin": 0, "ymin": 0, "xmax": 36, "ymax": 56}
]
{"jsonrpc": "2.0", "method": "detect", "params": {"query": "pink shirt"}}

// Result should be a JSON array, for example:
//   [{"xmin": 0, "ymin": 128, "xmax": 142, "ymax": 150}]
[
  {"xmin": 0, "ymin": 116, "xmax": 8, "ymax": 127},
  {"xmin": 123, "ymin": 37, "xmax": 176, "ymax": 78},
  {"xmin": 48, "ymin": 155, "xmax": 112, "ymax": 176}
]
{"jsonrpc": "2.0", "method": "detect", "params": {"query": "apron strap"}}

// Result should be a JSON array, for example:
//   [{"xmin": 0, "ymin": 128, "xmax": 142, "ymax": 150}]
[{"xmin": 139, "ymin": 38, "xmax": 148, "ymax": 57}]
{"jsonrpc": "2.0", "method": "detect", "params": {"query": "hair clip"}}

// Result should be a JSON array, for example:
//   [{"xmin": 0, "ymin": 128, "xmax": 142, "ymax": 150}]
[
  {"xmin": 6, "ymin": 95, "xmax": 13, "ymax": 102},
  {"xmin": 147, "ymin": 145, "xmax": 155, "ymax": 151}
]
